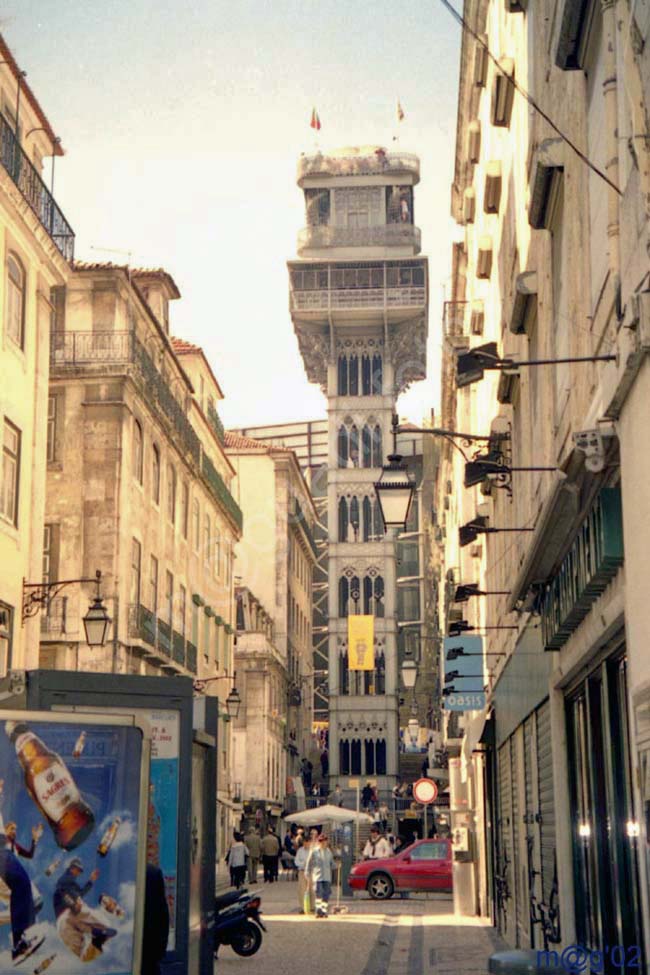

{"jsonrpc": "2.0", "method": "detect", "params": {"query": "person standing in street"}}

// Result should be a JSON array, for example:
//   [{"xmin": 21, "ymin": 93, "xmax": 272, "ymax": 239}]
[
  {"xmin": 294, "ymin": 835, "xmax": 314, "ymax": 914},
  {"xmin": 362, "ymin": 825, "xmax": 391, "ymax": 860},
  {"xmin": 305, "ymin": 834, "xmax": 334, "ymax": 918},
  {"xmin": 328, "ymin": 784, "xmax": 344, "ymax": 807},
  {"xmin": 260, "ymin": 826, "xmax": 280, "ymax": 883},
  {"xmin": 245, "ymin": 827, "xmax": 261, "ymax": 884}
]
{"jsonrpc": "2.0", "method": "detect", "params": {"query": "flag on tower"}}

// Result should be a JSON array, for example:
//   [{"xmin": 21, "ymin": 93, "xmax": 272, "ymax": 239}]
[
  {"xmin": 397, "ymin": 99, "xmax": 405, "ymax": 122},
  {"xmin": 310, "ymin": 107, "xmax": 321, "ymax": 131}
]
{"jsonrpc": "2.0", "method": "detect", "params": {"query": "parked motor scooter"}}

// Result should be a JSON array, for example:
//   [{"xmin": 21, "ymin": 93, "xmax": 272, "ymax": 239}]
[{"xmin": 213, "ymin": 888, "xmax": 265, "ymax": 958}]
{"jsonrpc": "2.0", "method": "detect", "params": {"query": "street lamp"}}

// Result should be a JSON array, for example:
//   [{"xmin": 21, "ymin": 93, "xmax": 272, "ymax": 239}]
[
  {"xmin": 456, "ymin": 341, "xmax": 616, "ymax": 389},
  {"xmin": 401, "ymin": 658, "xmax": 418, "ymax": 689},
  {"xmin": 22, "ymin": 569, "xmax": 111, "ymax": 647},
  {"xmin": 374, "ymin": 416, "xmax": 416, "ymax": 531},
  {"xmin": 192, "ymin": 671, "xmax": 242, "ymax": 719}
]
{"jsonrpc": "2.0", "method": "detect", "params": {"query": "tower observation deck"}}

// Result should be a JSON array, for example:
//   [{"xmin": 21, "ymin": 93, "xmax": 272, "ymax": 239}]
[{"xmin": 288, "ymin": 145, "xmax": 429, "ymax": 790}]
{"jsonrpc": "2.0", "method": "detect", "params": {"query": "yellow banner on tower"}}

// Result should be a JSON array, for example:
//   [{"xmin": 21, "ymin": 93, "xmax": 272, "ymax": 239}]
[{"xmin": 348, "ymin": 615, "xmax": 375, "ymax": 670}]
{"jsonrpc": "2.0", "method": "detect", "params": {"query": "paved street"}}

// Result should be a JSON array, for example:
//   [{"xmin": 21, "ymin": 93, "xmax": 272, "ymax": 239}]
[{"xmin": 215, "ymin": 877, "xmax": 505, "ymax": 974}]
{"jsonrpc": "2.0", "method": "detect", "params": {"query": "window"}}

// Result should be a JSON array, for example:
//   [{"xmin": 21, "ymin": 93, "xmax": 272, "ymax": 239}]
[
  {"xmin": 151, "ymin": 445, "xmax": 160, "ymax": 504},
  {"xmin": 167, "ymin": 464, "xmax": 176, "ymax": 524},
  {"xmin": 0, "ymin": 603, "xmax": 12, "ymax": 676},
  {"xmin": 204, "ymin": 514, "xmax": 211, "ymax": 567},
  {"xmin": 179, "ymin": 482, "xmax": 189, "ymax": 539},
  {"xmin": 6, "ymin": 253, "xmax": 25, "ymax": 348},
  {"xmin": 305, "ymin": 188, "xmax": 330, "ymax": 226},
  {"xmin": 47, "ymin": 396, "xmax": 56, "ymax": 462},
  {"xmin": 43, "ymin": 526, "xmax": 52, "ymax": 584},
  {"xmin": 133, "ymin": 420, "xmax": 143, "ymax": 484},
  {"xmin": 165, "ymin": 571, "xmax": 173, "ymax": 627},
  {"xmin": 215, "ymin": 529, "xmax": 221, "ymax": 576},
  {"xmin": 193, "ymin": 499, "xmax": 200, "ymax": 551},
  {"xmin": 1, "ymin": 419, "xmax": 20, "ymax": 525},
  {"xmin": 179, "ymin": 584, "xmax": 187, "ymax": 637},
  {"xmin": 130, "ymin": 539, "xmax": 141, "ymax": 606},
  {"xmin": 149, "ymin": 556, "xmax": 158, "ymax": 612}
]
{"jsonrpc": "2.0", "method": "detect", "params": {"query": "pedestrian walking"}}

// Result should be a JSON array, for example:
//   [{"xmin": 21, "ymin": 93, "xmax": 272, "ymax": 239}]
[
  {"xmin": 361, "ymin": 782, "xmax": 373, "ymax": 811},
  {"xmin": 378, "ymin": 801, "xmax": 389, "ymax": 832},
  {"xmin": 328, "ymin": 784, "xmax": 344, "ymax": 807},
  {"xmin": 305, "ymin": 833, "xmax": 334, "ymax": 918},
  {"xmin": 226, "ymin": 832, "xmax": 248, "ymax": 889},
  {"xmin": 320, "ymin": 748, "xmax": 329, "ymax": 778},
  {"xmin": 260, "ymin": 826, "xmax": 280, "ymax": 883},
  {"xmin": 294, "ymin": 836, "xmax": 314, "ymax": 914},
  {"xmin": 244, "ymin": 827, "xmax": 261, "ymax": 884},
  {"xmin": 300, "ymin": 758, "xmax": 313, "ymax": 792},
  {"xmin": 141, "ymin": 863, "xmax": 169, "ymax": 975}
]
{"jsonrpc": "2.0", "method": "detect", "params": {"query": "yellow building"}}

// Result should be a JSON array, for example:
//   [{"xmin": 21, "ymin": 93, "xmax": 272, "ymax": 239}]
[{"xmin": 0, "ymin": 36, "xmax": 73, "ymax": 673}]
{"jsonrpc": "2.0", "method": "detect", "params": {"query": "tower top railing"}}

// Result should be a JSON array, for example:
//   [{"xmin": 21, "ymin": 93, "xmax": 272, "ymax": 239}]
[{"xmin": 298, "ymin": 148, "xmax": 420, "ymax": 185}]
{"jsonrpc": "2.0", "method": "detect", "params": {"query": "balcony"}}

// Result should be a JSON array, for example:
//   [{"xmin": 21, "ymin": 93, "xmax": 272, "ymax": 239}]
[
  {"xmin": 288, "ymin": 260, "xmax": 427, "ymax": 325},
  {"xmin": 186, "ymin": 641, "xmax": 197, "ymax": 673},
  {"xmin": 128, "ymin": 605, "xmax": 199, "ymax": 673},
  {"xmin": 207, "ymin": 403, "xmax": 225, "ymax": 444},
  {"xmin": 297, "ymin": 150, "xmax": 420, "ymax": 185},
  {"xmin": 0, "ymin": 114, "xmax": 74, "ymax": 261},
  {"xmin": 172, "ymin": 630, "xmax": 186, "ymax": 666},
  {"xmin": 50, "ymin": 331, "xmax": 243, "ymax": 532},
  {"xmin": 297, "ymin": 224, "xmax": 421, "ymax": 255}
]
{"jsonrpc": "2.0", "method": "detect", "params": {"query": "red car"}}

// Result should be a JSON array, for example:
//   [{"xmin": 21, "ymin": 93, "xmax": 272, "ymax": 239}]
[{"xmin": 349, "ymin": 839, "xmax": 452, "ymax": 899}]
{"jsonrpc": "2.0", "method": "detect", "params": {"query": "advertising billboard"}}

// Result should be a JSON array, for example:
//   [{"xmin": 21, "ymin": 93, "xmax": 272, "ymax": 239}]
[
  {"xmin": 443, "ymin": 635, "xmax": 486, "ymax": 711},
  {"xmin": 0, "ymin": 715, "xmax": 144, "ymax": 975}
]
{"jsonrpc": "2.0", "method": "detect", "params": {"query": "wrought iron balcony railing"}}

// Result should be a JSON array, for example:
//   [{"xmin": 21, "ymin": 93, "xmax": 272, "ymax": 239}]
[
  {"xmin": 207, "ymin": 403, "xmax": 225, "ymax": 444},
  {"xmin": 0, "ymin": 114, "xmax": 74, "ymax": 261},
  {"xmin": 297, "ymin": 224, "xmax": 421, "ymax": 253},
  {"xmin": 128, "ymin": 605, "xmax": 198, "ymax": 672},
  {"xmin": 202, "ymin": 453, "xmax": 244, "ymax": 532},
  {"xmin": 172, "ymin": 629, "xmax": 186, "ymax": 665},
  {"xmin": 186, "ymin": 641, "xmax": 197, "ymax": 673}
]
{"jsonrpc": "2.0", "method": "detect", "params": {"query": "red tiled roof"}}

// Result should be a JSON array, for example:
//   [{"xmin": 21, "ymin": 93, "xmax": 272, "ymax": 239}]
[
  {"xmin": 224, "ymin": 431, "xmax": 271, "ymax": 451},
  {"xmin": 170, "ymin": 337, "xmax": 202, "ymax": 356}
]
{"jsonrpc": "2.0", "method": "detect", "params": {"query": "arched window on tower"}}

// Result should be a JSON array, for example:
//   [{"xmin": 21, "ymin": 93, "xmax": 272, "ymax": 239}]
[
  {"xmin": 338, "ymin": 426, "xmax": 348, "ymax": 468},
  {"xmin": 363, "ymin": 576, "xmax": 373, "ymax": 615},
  {"xmin": 338, "ymin": 497, "xmax": 348, "ymax": 542},
  {"xmin": 374, "ymin": 576, "xmax": 385, "ymax": 618},
  {"xmin": 365, "ymin": 739, "xmax": 375, "ymax": 775},
  {"xmin": 376, "ymin": 739, "xmax": 387, "ymax": 774},
  {"xmin": 349, "ymin": 425, "xmax": 359, "ymax": 466},
  {"xmin": 338, "ymin": 355, "xmax": 348, "ymax": 396},
  {"xmin": 339, "ymin": 739, "xmax": 351, "ymax": 776},
  {"xmin": 362, "ymin": 496, "xmax": 372, "ymax": 542},
  {"xmin": 362, "ymin": 425, "xmax": 372, "ymax": 468},
  {"xmin": 372, "ymin": 355, "xmax": 383, "ymax": 394},
  {"xmin": 349, "ymin": 355, "xmax": 359, "ymax": 396},
  {"xmin": 361, "ymin": 355, "xmax": 371, "ymax": 395},
  {"xmin": 372, "ymin": 424, "xmax": 383, "ymax": 467},
  {"xmin": 351, "ymin": 739, "xmax": 362, "ymax": 776},
  {"xmin": 373, "ymin": 497, "xmax": 384, "ymax": 540},
  {"xmin": 339, "ymin": 576, "xmax": 349, "ymax": 618},
  {"xmin": 349, "ymin": 496, "xmax": 360, "ymax": 539}
]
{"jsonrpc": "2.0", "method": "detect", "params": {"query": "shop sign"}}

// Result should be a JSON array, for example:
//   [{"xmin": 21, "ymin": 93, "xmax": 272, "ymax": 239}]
[
  {"xmin": 540, "ymin": 488, "xmax": 624, "ymax": 650},
  {"xmin": 443, "ymin": 635, "xmax": 486, "ymax": 711}
]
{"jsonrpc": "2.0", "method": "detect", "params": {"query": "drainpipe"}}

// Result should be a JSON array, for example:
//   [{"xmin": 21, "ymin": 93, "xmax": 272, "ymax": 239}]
[{"xmin": 601, "ymin": 0, "xmax": 622, "ymax": 304}]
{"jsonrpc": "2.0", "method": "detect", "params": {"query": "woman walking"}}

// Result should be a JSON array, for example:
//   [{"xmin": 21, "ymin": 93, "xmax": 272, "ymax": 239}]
[
  {"xmin": 305, "ymin": 834, "xmax": 334, "ymax": 918},
  {"xmin": 226, "ymin": 832, "xmax": 248, "ymax": 889},
  {"xmin": 295, "ymin": 836, "xmax": 314, "ymax": 914}
]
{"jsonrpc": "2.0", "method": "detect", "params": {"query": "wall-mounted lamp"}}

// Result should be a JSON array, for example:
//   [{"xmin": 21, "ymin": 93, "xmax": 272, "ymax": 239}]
[
  {"xmin": 456, "ymin": 342, "xmax": 616, "ymax": 389},
  {"xmin": 459, "ymin": 517, "xmax": 535, "ymax": 548}
]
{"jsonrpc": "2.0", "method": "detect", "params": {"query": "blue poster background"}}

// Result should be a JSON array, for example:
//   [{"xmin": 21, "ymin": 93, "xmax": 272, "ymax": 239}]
[{"xmin": 0, "ymin": 719, "xmax": 142, "ymax": 975}]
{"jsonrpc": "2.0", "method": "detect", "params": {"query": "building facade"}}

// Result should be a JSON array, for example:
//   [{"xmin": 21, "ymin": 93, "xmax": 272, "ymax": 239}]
[
  {"xmin": 439, "ymin": 0, "xmax": 650, "ymax": 961},
  {"xmin": 288, "ymin": 147, "xmax": 429, "ymax": 792},
  {"xmin": 0, "ymin": 38, "xmax": 73, "ymax": 674},
  {"xmin": 225, "ymin": 432, "xmax": 317, "ymax": 800}
]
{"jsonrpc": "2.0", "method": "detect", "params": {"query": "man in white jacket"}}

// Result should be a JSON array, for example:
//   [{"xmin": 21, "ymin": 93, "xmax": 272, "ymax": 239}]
[{"xmin": 362, "ymin": 826, "xmax": 391, "ymax": 860}]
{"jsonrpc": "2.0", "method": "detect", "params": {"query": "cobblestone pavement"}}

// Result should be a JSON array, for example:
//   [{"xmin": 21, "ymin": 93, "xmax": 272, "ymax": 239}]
[{"xmin": 214, "ymin": 873, "xmax": 506, "ymax": 974}]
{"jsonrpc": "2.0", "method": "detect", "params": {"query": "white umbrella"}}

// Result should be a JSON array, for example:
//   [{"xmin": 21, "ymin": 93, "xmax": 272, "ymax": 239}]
[{"xmin": 283, "ymin": 804, "xmax": 374, "ymax": 826}]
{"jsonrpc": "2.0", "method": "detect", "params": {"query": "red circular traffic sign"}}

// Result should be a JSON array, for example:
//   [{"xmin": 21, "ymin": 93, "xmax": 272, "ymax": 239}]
[{"xmin": 413, "ymin": 778, "xmax": 438, "ymax": 804}]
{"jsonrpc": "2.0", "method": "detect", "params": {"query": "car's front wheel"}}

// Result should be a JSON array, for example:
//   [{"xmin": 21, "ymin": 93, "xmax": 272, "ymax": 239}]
[{"xmin": 367, "ymin": 872, "xmax": 394, "ymax": 900}]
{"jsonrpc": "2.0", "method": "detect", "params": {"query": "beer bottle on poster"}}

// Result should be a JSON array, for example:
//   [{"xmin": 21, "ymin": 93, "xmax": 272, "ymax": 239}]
[
  {"xmin": 100, "ymin": 893, "xmax": 125, "ymax": 917},
  {"xmin": 97, "ymin": 816, "xmax": 121, "ymax": 856},
  {"xmin": 33, "ymin": 955, "xmax": 56, "ymax": 974},
  {"xmin": 72, "ymin": 731, "xmax": 86, "ymax": 758},
  {"xmin": 44, "ymin": 854, "xmax": 62, "ymax": 877},
  {"xmin": 5, "ymin": 721, "xmax": 95, "ymax": 851}
]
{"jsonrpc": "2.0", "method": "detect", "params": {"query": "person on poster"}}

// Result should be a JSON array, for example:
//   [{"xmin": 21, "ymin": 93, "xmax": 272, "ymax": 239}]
[
  {"xmin": 54, "ymin": 858, "xmax": 117, "ymax": 962},
  {"xmin": 4, "ymin": 822, "xmax": 41, "ymax": 859},
  {"xmin": 0, "ymin": 780, "xmax": 41, "ymax": 962}
]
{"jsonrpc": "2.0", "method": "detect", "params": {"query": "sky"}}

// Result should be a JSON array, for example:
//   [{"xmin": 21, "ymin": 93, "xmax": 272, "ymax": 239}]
[{"xmin": 3, "ymin": 1, "xmax": 461, "ymax": 428}]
